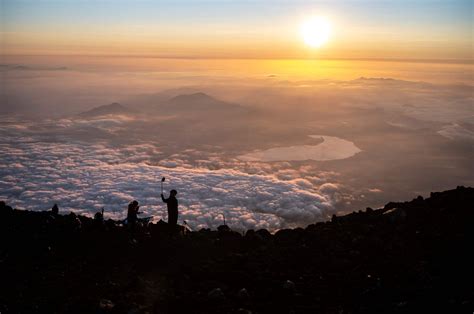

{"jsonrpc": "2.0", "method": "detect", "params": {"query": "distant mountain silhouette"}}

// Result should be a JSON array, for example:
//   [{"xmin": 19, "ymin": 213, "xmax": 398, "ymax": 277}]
[
  {"xmin": 124, "ymin": 90, "xmax": 247, "ymax": 117},
  {"xmin": 124, "ymin": 87, "xmax": 202, "ymax": 111},
  {"xmin": 77, "ymin": 103, "xmax": 135, "ymax": 118},
  {"xmin": 157, "ymin": 92, "xmax": 245, "ymax": 116}
]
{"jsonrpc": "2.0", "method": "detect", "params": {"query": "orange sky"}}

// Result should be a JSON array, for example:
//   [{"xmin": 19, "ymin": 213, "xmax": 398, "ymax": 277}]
[{"xmin": 2, "ymin": 1, "xmax": 472, "ymax": 61}]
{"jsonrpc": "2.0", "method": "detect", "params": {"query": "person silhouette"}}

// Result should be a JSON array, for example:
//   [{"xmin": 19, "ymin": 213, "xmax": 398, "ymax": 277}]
[
  {"xmin": 51, "ymin": 204, "xmax": 59, "ymax": 215},
  {"xmin": 161, "ymin": 190, "xmax": 178, "ymax": 226},
  {"xmin": 127, "ymin": 200, "xmax": 140, "ymax": 225}
]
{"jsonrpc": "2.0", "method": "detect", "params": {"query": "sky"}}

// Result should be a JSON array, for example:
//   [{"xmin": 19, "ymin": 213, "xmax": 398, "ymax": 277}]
[{"xmin": 1, "ymin": 0, "xmax": 472, "ymax": 60}]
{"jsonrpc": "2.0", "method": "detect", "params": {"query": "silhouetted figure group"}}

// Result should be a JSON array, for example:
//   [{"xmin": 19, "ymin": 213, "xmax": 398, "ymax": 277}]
[
  {"xmin": 124, "ymin": 189, "xmax": 179, "ymax": 234},
  {"xmin": 40, "ymin": 189, "xmax": 180, "ymax": 234}
]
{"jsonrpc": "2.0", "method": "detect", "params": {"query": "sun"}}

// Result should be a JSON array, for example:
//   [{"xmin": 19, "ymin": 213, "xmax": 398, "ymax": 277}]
[{"xmin": 300, "ymin": 16, "xmax": 331, "ymax": 48}]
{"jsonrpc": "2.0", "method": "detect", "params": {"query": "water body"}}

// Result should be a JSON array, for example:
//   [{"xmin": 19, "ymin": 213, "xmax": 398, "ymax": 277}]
[{"xmin": 238, "ymin": 135, "xmax": 362, "ymax": 162}]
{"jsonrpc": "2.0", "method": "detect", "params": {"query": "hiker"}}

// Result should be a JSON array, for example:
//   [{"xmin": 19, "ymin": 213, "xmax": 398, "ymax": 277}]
[
  {"xmin": 51, "ymin": 204, "xmax": 59, "ymax": 215},
  {"xmin": 127, "ymin": 200, "xmax": 140, "ymax": 225},
  {"xmin": 161, "ymin": 190, "xmax": 178, "ymax": 226},
  {"xmin": 94, "ymin": 208, "xmax": 104, "ymax": 223}
]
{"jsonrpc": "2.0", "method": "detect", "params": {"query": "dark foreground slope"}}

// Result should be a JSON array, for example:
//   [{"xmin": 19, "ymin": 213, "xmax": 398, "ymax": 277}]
[{"xmin": 1, "ymin": 187, "xmax": 473, "ymax": 314}]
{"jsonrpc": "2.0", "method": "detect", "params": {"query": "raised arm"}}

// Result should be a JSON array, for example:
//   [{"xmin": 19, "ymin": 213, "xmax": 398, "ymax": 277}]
[{"xmin": 161, "ymin": 193, "xmax": 168, "ymax": 203}]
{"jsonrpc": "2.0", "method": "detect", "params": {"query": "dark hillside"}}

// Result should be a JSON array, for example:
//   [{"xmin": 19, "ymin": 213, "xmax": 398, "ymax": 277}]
[{"xmin": 0, "ymin": 187, "xmax": 473, "ymax": 313}]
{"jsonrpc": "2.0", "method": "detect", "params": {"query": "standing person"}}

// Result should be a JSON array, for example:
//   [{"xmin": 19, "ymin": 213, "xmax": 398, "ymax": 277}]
[
  {"xmin": 161, "ymin": 190, "xmax": 178, "ymax": 226},
  {"xmin": 127, "ymin": 200, "xmax": 140, "ymax": 226},
  {"xmin": 51, "ymin": 204, "xmax": 59, "ymax": 215}
]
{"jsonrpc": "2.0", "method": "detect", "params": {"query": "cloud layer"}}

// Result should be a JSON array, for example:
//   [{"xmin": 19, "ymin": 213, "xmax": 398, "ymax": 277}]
[
  {"xmin": 2, "ymin": 77, "xmax": 472, "ymax": 231},
  {"xmin": 0, "ymin": 130, "xmax": 339, "ymax": 231}
]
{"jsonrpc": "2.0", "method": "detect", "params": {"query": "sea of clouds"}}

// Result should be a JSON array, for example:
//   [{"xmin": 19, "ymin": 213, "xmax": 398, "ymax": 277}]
[
  {"xmin": 2, "ymin": 75, "xmax": 473, "ymax": 231},
  {"xmin": 0, "ymin": 123, "xmax": 343, "ymax": 231}
]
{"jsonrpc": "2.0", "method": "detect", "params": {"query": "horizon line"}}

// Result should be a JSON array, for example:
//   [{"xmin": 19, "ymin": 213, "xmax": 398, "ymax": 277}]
[{"xmin": 3, "ymin": 54, "xmax": 473, "ymax": 65}]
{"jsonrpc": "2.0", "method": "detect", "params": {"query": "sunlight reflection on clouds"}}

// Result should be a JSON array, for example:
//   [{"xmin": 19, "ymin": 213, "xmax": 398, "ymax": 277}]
[{"xmin": 0, "ymin": 136, "xmax": 339, "ymax": 231}]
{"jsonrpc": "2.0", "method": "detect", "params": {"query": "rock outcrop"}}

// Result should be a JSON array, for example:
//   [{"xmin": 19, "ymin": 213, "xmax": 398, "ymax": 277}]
[{"xmin": 0, "ymin": 187, "xmax": 473, "ymax": 313}]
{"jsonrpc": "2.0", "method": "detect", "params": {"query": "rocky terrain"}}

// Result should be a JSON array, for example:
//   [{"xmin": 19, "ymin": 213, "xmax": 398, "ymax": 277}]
[{"xmin": 0, "ymin": 186, "xmax": 473, "ymax": 313}]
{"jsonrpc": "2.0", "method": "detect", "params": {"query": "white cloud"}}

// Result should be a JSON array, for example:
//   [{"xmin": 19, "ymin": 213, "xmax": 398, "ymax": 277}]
[{"xmin": 0, "ymin": 132, "xmax": 339, "ymax": 231}]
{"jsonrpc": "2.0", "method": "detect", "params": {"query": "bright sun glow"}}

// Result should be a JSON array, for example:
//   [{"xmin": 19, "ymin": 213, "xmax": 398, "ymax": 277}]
[{"xmin": 300, "ymin": 16, "xmax": 331, "ymax": 48}]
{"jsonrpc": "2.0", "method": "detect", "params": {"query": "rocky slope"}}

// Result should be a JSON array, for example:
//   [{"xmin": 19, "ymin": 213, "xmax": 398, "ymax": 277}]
[{"xmin": 0, "ymin": 187, "xmax": 473, "ymax": 313}]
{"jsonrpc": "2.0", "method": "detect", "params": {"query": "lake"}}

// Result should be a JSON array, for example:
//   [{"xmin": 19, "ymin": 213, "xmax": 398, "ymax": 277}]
[{"xmin": 238, "ymin": 135, "xmax": 362, "ymax": 162}]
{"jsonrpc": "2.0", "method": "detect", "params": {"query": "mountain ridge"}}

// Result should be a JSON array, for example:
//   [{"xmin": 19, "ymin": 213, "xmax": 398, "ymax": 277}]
[
  {"xmin": 77, "ymin": 102, "xmax": 135, "ymax": 118},
  {"xmin": 1, "ymin": 186, "xmax": 472, "ymax": 313},
  {"xmin": 157, "ymin": 92, "xmax": 244, "ymax": 115}
]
